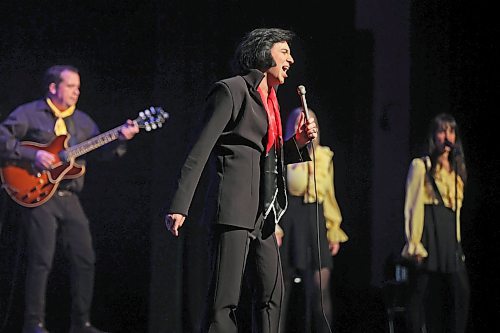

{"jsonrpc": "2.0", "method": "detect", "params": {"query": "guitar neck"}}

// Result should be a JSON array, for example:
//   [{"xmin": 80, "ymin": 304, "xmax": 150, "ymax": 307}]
[
  {"xmin": 65, "ymin": 126, "xmax": 122, "ymax": 160},
  {"xmin": 62, "ymin": 107, "xmax": 168, "ymax": 161}
]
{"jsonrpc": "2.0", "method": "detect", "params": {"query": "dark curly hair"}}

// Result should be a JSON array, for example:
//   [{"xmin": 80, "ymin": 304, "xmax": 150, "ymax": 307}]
[{"xmin": 232, "ymin": 28, "xmax": 295, "ymax": 74}]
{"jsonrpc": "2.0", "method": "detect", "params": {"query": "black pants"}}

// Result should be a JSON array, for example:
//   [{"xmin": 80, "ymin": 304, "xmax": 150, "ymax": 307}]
[
  {"xmin": 22, "ymin": 193, "xmax": 95, "ymax": 326},
  {"xmin": 202, "ymin": 217, "xmax": 283, "ymax": 333},
  {"xmin": 406, "ymin": 267, "xmax": 470, "ymax": 333}
]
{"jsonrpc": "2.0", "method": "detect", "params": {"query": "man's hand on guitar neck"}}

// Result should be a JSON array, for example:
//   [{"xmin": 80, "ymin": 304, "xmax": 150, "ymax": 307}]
[
  {"xmin": 35, "ymin": 150, "xmax": 56, "ymax": 170},
  {"xmin": 118, "ymin": 119, "xmax": 140, "ymax": 140}
]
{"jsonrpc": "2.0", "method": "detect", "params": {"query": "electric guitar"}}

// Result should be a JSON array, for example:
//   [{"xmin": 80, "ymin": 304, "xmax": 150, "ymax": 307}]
[{"xmin": 0, "ymin": 106, "xmax": 168, "ymax": 207}]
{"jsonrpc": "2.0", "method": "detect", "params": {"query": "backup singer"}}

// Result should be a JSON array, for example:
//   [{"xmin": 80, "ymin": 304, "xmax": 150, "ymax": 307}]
[{"xmin": 401, "ymin": 113, "xmax": 470, "ymax": 333}]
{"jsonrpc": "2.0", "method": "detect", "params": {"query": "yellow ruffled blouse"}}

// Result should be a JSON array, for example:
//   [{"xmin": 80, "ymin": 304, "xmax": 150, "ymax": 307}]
[
  {"xmin": 401, "ymin": 157, "xmax": 464, "ymax": 259},
  {"xmin": 285, "ymin": 145, "xmax": 348, "ymax": 244}
]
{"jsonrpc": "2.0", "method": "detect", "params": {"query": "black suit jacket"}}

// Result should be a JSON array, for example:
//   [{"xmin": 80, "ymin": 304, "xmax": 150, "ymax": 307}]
[{"xmin": 169, "ymin": 69, "xmax": 309, "ymax": 229}]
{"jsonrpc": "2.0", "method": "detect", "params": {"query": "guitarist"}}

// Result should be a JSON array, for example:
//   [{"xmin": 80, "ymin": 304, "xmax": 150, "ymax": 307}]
[{"xmin": 0, "ymin": 65, "xmax": 139, "ymax": 333}]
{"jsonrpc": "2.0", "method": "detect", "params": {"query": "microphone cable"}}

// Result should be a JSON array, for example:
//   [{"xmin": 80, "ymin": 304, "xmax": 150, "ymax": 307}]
[
  {"xmin": 297, "ymin": 85, "xmax": 333, "ymax": 332},
  {"xmin": 308, "ymin": 139, "xmax": 334, "ymax": 333}
]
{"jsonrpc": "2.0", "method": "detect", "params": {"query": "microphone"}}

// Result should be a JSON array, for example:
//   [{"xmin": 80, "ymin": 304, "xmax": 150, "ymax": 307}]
[
  {"xmin": 445, "ymin": 139, "xmax": 462, "ymax": 156},
  {"xmin": 444, "ymin": 139, "xmax": 455, "ymax": 149},
  {"xmin": 297, "ymin": 85, "xmax": 310, "ymax": 120}
]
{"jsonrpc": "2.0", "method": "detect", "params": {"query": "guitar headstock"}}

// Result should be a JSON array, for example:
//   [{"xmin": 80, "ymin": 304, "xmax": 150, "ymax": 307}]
[{"xmin": 136, "ymin": 106, "xmax": 169, "ymax": 131}]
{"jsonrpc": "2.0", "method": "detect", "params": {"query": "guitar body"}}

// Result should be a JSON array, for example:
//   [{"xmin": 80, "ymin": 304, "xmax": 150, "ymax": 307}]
[
  {"xmin": 0, "ymin": 135, "xmax": 85, "ymax": 207},
  {"xmin": 1, "ymin": 106, "xmax": 168, "ymax": 207}
]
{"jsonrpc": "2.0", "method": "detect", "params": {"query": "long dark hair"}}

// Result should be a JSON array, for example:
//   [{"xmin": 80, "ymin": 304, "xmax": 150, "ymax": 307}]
[
  {"xmin": 232, "ymin": 28, "xmax": 294, "ymax": 74},
  {"xmin": 427, "ymin": 113, "xmax": 467, "ymax": 183}
]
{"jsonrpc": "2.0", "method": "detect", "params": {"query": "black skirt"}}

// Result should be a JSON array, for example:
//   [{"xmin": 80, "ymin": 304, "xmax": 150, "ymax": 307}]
[
  {"xmin": 421, "ymin": 204, "xmax": 465, "ymax": 273},
  {"xmin": 280, "ymin": 195, "xmax": 333, "ymax": 271}
]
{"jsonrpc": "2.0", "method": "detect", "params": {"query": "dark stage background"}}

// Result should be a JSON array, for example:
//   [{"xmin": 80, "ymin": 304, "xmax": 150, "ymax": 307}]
[{"xmin": 0, "ymin": 1, "xmax": 498, "ymax": 332}]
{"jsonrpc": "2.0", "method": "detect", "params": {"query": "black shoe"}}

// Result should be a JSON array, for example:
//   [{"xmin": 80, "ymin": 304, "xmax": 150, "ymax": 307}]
[
  {"xmin": 69, "ymin": 322, "xmax": 109, "ymax": 333},
  {"xmin": 22, "ymin": 322, "xmax": 50, "ymax": 333}
]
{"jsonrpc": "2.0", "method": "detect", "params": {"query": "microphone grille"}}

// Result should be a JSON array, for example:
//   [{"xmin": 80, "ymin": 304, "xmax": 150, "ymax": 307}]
[{"xmin": 297, "ymin": 85, "xmax": 306, "ymax": 95}]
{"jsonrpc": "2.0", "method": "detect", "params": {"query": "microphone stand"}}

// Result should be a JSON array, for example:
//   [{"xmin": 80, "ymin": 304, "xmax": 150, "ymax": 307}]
[
  {"xmin": 448, "ymin": 143, "xmax": 460, "ymax": 237},
  {"xmin": 454, "ymin": 157, "xmax": 458, "ymax": 229},
  {"xmin": 452, "ymin": 151, "xmax": 463, "ymax": 267}
]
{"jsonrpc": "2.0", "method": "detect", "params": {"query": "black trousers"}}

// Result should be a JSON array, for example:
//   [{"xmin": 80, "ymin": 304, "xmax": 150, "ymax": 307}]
[
  {"xmin": 202, "ymin": 216, "xmax": 283, "ymax": 333},
  {"xmin": 21, "ymin": 192, "xmax": 95, "ymax": 326}
]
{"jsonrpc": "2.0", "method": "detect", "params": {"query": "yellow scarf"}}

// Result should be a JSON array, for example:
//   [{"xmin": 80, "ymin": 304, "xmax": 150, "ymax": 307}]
[{"xmin": 46, "ymin": 98, "xmax": 75, "ymax": 135}]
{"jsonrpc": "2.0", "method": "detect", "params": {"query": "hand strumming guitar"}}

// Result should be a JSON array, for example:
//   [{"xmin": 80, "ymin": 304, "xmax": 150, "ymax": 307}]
[{"xmin": 35, "ymin": 150, "xmax": 57, "ymax": 170}]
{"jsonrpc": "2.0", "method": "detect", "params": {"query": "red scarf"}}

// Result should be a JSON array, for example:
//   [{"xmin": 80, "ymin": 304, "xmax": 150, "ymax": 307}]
[{"xmin": 258, "ymin": 86, "xmax": 282, "ymax": 154}]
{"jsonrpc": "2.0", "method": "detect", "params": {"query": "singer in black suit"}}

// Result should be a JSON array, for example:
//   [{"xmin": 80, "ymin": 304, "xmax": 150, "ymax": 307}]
[{"xmin": 164, "ymin": 28, "xmax": 317, "ymax": 333}]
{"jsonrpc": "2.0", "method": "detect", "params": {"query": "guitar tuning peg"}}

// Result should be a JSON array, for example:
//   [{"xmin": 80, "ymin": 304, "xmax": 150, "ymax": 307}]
[
  {"xmin": 150, "ymin": 106, "xmax": 157, "ymax": 114},
  {"xmin": 145, "ymin": 123, "xmax": 152, "ymax": 131},
  {"xmin": 139, "ymin": 111, "xmax": 146, "ymax": 119},
  {"xmin": 145, "ymin": 110, "xmax": 151, "ymax": 117},
  {"xmin": 151, "ymin": 123, "xmax": 157, "ymax": 130}
]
